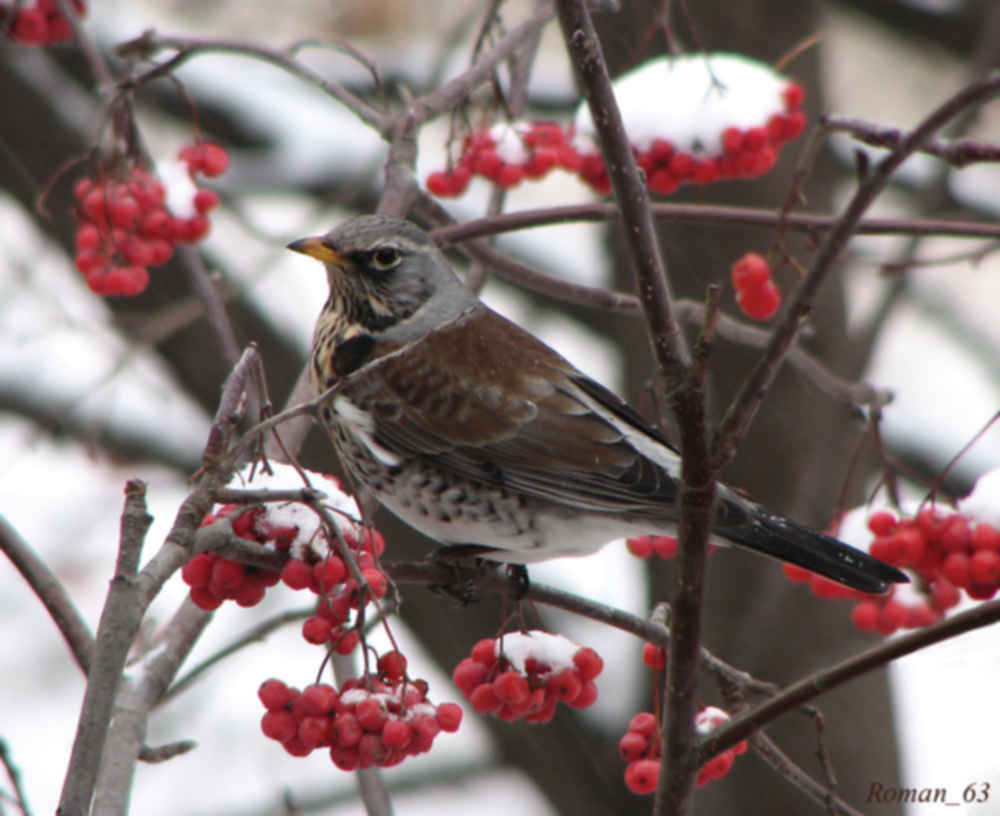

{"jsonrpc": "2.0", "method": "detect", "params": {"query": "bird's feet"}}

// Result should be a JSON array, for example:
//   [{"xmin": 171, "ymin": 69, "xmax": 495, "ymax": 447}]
[{"xmin": 427, "ymin": 546, "xmax": 531, "ymax": 603}]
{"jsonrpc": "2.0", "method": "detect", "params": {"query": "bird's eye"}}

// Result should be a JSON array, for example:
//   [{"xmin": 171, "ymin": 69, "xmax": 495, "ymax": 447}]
[{"xmin": 370, "ymin": 247, "xmax": 401, "ymax": 270}]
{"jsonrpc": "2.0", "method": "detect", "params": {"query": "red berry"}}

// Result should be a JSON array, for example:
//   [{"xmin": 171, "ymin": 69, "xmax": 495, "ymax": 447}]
[
  {"xmin": 625, "ymin": 758, "xmax": 660, "ymax": 795},
  {"xmin": 970, "ymin": 549, "xmax": 1000, "ymax": 586},
  {"xmin": 930, "ymin": 578, "xmax": 961, "ymax": 611},
  {"xmin": 75, "ymin": 223, "xmax": 101, "ymax": 251},
  {"xmin": 11, "ymin": 8, "xmax": 49, "ymax": 44},
  {"xmin": 81, "ymin": 187, "xmax": 107, "ymax": 223},
  {"xmin": 667, "ymin": 152, "xmax": 693, "ymax": 179},
  {"xmin": 314, "ymin": 556, "xmax": 347, "ymax": 591},
  {"xmin": 258, "ymin": 678, "xmax": 295, "ymax": 710},
  {"xmin": 493, "ymin": 670, "xmax": 530, "ymax": 704},
  {"xmin": 782, "ymin": 563, "xmax": 812, "ymax": 583},
  {"xmin": 453, "ymin": 658, "xmax": 488, "ymax": 695},
  {"xmin": 721, "ymin": 127, "xmax": 744, "ymax": 154},
  {"xmin": 470, "ymin": 638, "xmax": 497, "ymax": 665},
  {"xmin": 332, "ymin": 713, "xmax": 362, "ymax": 747},
  {"xmin": 650, "ymin": 138, "xmax": 675, "ymax": 164},
  {"xmin": 302, "ymin": 615, "xmax": 332, "ymax": 644},
  {"xmin": 139, "ymin": 210, "xmax": 172, "ymax": 239},
  {"xmin": 234, "ymin": 575, "xmax": 268, "ymax": 607},
  {"xmin": 877, "ymin": 600, "xmax": 906, "ymax": 635},
  {"xmin": 281, "ymin": 558, "xmax": 312, "ymax": 589},
  {"xmin": 377, "ymin": 650, "xmax": 407, "ymax": 681},
  {"xmin": 942, "ymin": 552, "xmax": 971, "ymax": 588},
  {"xmin": 783, "ymin": 83, "xmax": 806, "ymax": 110},
  {"xmin": 647, "ymin": 168, "xmax": 678, "ymax": 195},
  {"xmin": 642, "ymin": 643, "xmax": 667, "ymax": 670},
  {"xmin": 939, "ymin": 515, "xmax": 971, "ymax": 552},
  {"xmin": 783, "ymin": 110, "xmax": 806, "ymax": 139},
  {"xmin": 850, "ymin": 600, "xmax": 880, "ymax": 632},
  {"xmin": 381, "ymin": 719, "xmax": 412, "ymax": 748},
  {"xmin": 626, "ymin": 535, "xmax": 653, "ymax": 558},
  {"xmin": 334, "ymin": 629, "xmax": 359, "ymax": 655},
  {"xmin": 193, "ymin": 189, "xmax": 220, "ymax": 213},
  {"xmin": 208, "ymin": 558, "xmax": 244, "ymax": 597},
  {"xmin": 867, "ymin": 511, "xmax": 897, "ymax": 537},
  {"xmin": 737, "ymin": 280, "xmax": 781, "ymax": 320},
  {"xmin": 355, "ymin": 698, "xmax": 386, "ymax": 732},
  {"xmin": 731, "ymin": 252, "xmax": 770, "ymax": 291},
  {"xmin": 629, "ymin": 712, "xmax": 658, "ymax": 737},
  {"xmin": 260, "ymin": 709, "xmax": 297, "ymax": 742},
  {"xmin": 893, "ymin": 527, "xmax": 926, "ymax": 566},
  {"xmin": 972, "ymin": 523, "xmax": 1000, "ymax": 552},
  {"xmin": 692, "ymin": 158, "xmax": 719, "ymax": 185},
  {"xmin": 619, "ymin": 731, "xmax": 648, "ymax": 762},
  {"xmin": 297, "ymin": 716, "xmax": 329, "ymax": 749},
  {"xmin": 189, "ymin": 586, "xmax": 223, "ymax": 610},
  {"xmin": 743, "ymin": 127, "xmax": 766, "ymax": 151},
  {"xmin": 650, "ymin": 535, "xmax": 678, "ymax": 559},
  {"xmin": 436, "ymin": 702, "xmax": 463, "ymax": 732},
  {"xmin": 496, "ymin": 163, "xmax": 524, "ymax": 188},
  {"xmin": 74, "ymin": 177, "xmax": 94, "ymax": 201},
  {"xmin": 198, "ymin": 144, "xmax": 230, "ymax": 177},
  {"xmin": 122, "ymin": 236, "xmax": 154, "ymax": 267},
  {"xmin": 425, "ymin": 172, "xmax": 453, "ymax": 196},
  {"xmin": 568, "ymin": 679, "xmax": 598, "ymax": 709},
  {"xmin": 469, "ymin": 683, "xmax": 501, "ymax": 714},
  {"xmin": 449, "ymin": 165, "xmax": 471, "ymax": 194},
  {"xmin": 573, "ymin": 647, "xmax": 604, "ymax": 681},
  {"xmin": 361, "ymin": 567, "xmax": 388, "ymax": 599},
  {"xmin": 108, "ymin": 195, "xmax": 140, "ymax": 229},
  {"xmin": 181, "ymin": 553, "xmax": 214, "ymax": 588}
]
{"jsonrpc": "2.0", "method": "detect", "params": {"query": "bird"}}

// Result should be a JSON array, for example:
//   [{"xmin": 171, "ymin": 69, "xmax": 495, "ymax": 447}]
[{"xmin": 288, "ymin": 215, "xmax": 907, "ymax": 594}]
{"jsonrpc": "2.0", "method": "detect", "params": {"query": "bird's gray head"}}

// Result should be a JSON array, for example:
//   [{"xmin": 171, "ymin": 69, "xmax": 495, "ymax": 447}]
[{"xmin": 288, "ymin": 215, "xmax": 472, "ymax": 336}]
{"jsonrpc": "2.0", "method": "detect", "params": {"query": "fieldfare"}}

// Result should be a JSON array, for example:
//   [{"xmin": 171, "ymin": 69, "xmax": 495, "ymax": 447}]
[{"xmin": 289, "ymin": 215, "xmax": 907, "ymax": 593}]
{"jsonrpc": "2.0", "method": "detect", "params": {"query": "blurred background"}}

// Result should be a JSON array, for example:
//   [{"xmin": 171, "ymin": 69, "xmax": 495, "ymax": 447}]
[{"xmin": 2, "ymin": 0, "xmax": 999, "ymax": 813}]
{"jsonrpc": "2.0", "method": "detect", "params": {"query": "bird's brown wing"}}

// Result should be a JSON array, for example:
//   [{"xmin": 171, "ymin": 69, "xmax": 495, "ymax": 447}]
[{"xmin": 338, "ymin": 306, "xmax": 679, "ymax": 517}]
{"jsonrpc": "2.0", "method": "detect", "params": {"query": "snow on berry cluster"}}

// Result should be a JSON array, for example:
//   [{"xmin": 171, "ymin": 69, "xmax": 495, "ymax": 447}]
[
  {"xmin": 73, "ymin": 142, "xmax": 228, "ymax": 296},
  {"xmin": 731, "ymin": 251, "xmax": 781, "ymax": 321},
  {"xmin": 426, "ymin": 53, "xmax": 805, "ymax": 198},
  {"xmin": 180, "ymin": 463, "xmax": 389, "ymax": 657},
  {"xmin": 258, "ymin": 672, "xmax": 462, "ymax": 767},
  {"xmin": 452, "ymin": 631, "xmax": 603, "ymax": 723},
  {"xmin": 784, "ymin": 467, "xmax": 1000, "ymax": 635},
  {"xmin": 2, "ymin": 0, "xmax": 85, "ymax": 44},
  {"xmin": 620, "ymin": 707, "xmax": 747, "ymax": 794}
]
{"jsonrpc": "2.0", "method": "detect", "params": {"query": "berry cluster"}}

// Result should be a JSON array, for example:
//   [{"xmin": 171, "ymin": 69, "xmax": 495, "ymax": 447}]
[
  {"xmin": 731, "ymin": 252, "xmax": 781, "ymax": 321},
  {"xmin": 73, "ymin": 142, "xmax": 228, "ymax": 296},
  {"xmin": 182, "ymin": 505, "xmax": 292, "ymax": 611},
  {"xmin": 258, "ymin": 674, "xmax": 462, "ymax": 768},
  {"xmin": 783, "ymin": 505, "xmax": 1000, "ymax": 634},
  {"xmin": 181, "ymin": 491, "xmax": 390, "ymax": 657},
  {"xmin": 426, "ymin": 122, "xmax": 580, "ymax": 197},
  {"xmin": 620, "ymin": 708, "xmax": 747, "ymax": 794},
  {"xmin": 425, "ymin": 53, "xmax": 806, "ymax": 199},
  {"xmin": 2, "ymin": 0, "xmax": 85, "ymax": 45},
  {"xmin": 453, "ymin": 631, "xmax": 603, "ymax": 723},
  {"xmin": 626, "ymin": 535, "xmax": 678, "ymax": 559}
]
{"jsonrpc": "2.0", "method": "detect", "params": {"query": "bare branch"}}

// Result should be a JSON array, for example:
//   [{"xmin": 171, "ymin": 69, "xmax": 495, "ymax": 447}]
[{"xmin": 0, "ymin": 515, "xmax": 95, "ymax": 675}]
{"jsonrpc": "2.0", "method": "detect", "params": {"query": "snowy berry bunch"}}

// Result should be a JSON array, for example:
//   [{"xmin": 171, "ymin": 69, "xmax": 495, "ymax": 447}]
[
  {"xmin": 426, "ymin": 54, "xmax": 806, "ymax": 198},
  {"xmin": 258, "ymin": 674, "xmax": 462, "ymax": 767},
  {"xmin": 426, "ymin": 122, "xmax": 581, "ymax": 197},
  {"xmin": 2, "ymin": 0, "xmax": 85, "ymax": 44},
  {"xmin": 626, "ymin": 534, "xmax": 678, "ymax": 559},
  {"xmin": 452, "ymin": 631, "xmax": 603, "ymax": 723},
  {"xmin": 784, "ymin": 468, "xmax": 1000, "ymax": 635},
  {"xmin": 181, "ymin": 504, "xmax": 291, "ymax": 610},
  {"xmin": 180, "ymin": 463, "xmax": 389, "ymax": 660},
  {"xmin": 731, "ymin": 251, "xmax": 781, "ymax": 321},
  {"xmin": 620, "ymin": 708, "xmax": 748, "ymax": 795},
  {"xmin": 72, "ymin": 142, "xmax": 228, "ymax": 296}
]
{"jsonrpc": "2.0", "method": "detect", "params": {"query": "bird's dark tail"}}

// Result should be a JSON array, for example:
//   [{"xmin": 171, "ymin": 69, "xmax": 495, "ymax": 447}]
[{"xmin": 722, "ymin": 511, "xmax": 909, "ymax": 593}]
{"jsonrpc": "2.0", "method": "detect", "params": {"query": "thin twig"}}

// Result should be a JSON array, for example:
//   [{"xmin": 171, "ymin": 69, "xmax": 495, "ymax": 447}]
[
  {"xmin": 0, "ymin": 515, "xmax": 95, "ymax": 675},
  {"xmin": 0, "ymin": 738, "xmax": 33, "ymax": 816},
  {"xmin": 824, "ymin": 114, "xmax": 1000, "ymax": 167}
]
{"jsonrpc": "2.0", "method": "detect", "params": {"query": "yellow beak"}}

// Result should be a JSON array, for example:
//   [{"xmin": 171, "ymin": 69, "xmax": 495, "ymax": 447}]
[{"xmin": 286, "ymin": 236, "xmax": 344, "ymax": 264}]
